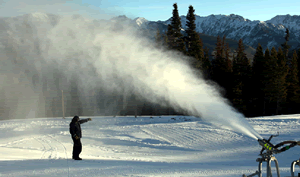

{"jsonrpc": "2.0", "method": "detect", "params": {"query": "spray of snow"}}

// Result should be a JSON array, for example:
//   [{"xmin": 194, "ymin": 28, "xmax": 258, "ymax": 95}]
[{"xmin": 0, "ymin": 14, "xmax": 262, "ymax": 140}]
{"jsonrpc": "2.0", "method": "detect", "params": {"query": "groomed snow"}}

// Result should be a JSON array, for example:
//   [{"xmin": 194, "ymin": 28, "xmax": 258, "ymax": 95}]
[{"xmin": 1, "ymin": 115, "xmax": 300, "ymax": 177}]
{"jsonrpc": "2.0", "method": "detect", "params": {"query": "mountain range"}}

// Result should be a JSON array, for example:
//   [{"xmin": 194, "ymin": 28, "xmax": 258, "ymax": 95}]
[
  {"xmin": 131, "ymin": 14, "xmax": 300, "ymax": 51},
  {"xmin": 1, "ymin": 13, "xmax": 300, "ymax": 60}
]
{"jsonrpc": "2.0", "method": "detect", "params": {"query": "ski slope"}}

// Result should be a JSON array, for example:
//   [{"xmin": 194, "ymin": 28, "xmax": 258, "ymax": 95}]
[{"xmin": 1, "ymin": 115, "xmax": 300, "ymax": 177}]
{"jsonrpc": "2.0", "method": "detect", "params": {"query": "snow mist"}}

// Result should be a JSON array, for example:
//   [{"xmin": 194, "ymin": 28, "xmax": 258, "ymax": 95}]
[{"xmin": 0, "ymin": 13, "xmax": 262, "ymax": 140}]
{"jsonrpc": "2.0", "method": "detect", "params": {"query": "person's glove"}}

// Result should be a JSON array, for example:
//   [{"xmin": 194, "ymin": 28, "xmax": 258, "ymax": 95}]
[
  {"xmin": 74, "ymin": 135, "xmax": 79, "ymax": 140},
  {"xmin": 88, "ymin": 118, "xmax": 92, "ymax": 121}
]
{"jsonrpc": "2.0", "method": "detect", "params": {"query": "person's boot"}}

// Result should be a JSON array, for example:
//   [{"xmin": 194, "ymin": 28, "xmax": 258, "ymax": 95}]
[{"xmin": 74, "ymin": 157, "xmax": 82, "ymax": 160}]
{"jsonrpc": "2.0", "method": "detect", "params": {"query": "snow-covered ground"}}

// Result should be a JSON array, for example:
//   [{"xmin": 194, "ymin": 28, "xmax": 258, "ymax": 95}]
[{"xmin": 1, "ymin": 115, "xmax": 300, "ymax": 177}]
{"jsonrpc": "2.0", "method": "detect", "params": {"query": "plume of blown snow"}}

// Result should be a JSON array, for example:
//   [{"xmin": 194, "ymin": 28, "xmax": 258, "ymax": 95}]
[{"xmin": 0, "ymin": 14, "xmax": 262, "ymax": 140}]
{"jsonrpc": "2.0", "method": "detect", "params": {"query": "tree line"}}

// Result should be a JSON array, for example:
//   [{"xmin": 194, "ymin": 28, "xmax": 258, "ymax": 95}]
[{"xmin": 155, "ymin": 3, "xmax": 300, "ymax": 117}]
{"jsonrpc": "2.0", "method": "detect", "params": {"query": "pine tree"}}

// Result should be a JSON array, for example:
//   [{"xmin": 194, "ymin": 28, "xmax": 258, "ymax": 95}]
[
  {"xmin": 263, "ymin": 47, "xmax": 280, "ymax": 115},
  {"xmin": 225, "ymin": 43, "xmax": 232, "ymax": 72},
  {"xmin": 211, "ymin": 36, "xmax": 224, "ymax": 83},
  {"xmin": 252, "ymin": 43, "xmax": 265, "ymax": 115},
  {"xmin": 286, "ymin": 50, "xmax": 300, "ymax": 113},
  {"xmin": 202, "ymin": 47, "xmax": 212, "ymax": 79},
  {"xmin": 171, "ymin": 3, "xmax": 181, "ymax": 35},
  {"xmin": 195, "ymin": 39, "xmax": 204, "ymax": 69},
  {"xmin": 281, "ymin": 28, "xmax": 291, "ymax": 59},
  {"xmin": 297, "ymin": 49, "xmax": 300, "ymax": 86},
  {"xmin": 214, "ymin": 35, "xmax": 222, "ymax": 56},
  {"xmin": 185, "ymin": 5, "xmax": 196, "ymax": 50},
  {"xmin": 254, "ymin": 47, "xmax": 285, "ymax": 116},
  {"xmin": 261, "ymin": 48, "xmax": 272, "ymax": 115},
  {"xmin": 163, "ymin": 30, "xmax": 169, "ymax": 48},
  {"xmin": 279, "ymin": 28, "xmax": 291, "ymax": 113},
  {"xmin": 166, "ymin": 24, "xmax": 175, "ymax": 49},
  {"xmin": 232, "ymin": 39, "xmax": 250, "ymax": 113},
  {"xmin": 186, "ymin": 5, "xmax": 204, "ymax": 68},
  {"xmin": 264, "ymin": 47, "xmax": 274, "ymax": 93},
  {"xmin": 221, "ymin": 36, "xmax": 226, "ymax": 58},
  {"xmin": 167, "ymin": 3, "xmax": 185, "ymax": 53},
  {"xmin": 211, "ymin": 36, "xmax": 232, "ymax": 97},
  {"xmin": 276, "ymin": 47, "xmax": 288, "ymax": 114},
  {"xmin": 155, "ymin": 28, "xmax": 162, "ymax": 48},
  {"xmin": 224, "ymin": 42, "xmax": 233, "ymax": 98}
]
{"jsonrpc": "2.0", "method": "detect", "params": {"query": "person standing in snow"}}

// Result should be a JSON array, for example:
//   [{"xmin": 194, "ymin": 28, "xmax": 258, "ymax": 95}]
[{"xmin": 69, "ymin": 116, "xmax": 92, "ymax": 160}]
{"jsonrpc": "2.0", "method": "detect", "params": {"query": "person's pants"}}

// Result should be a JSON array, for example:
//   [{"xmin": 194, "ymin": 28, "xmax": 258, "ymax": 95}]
[{"xmin": 72, "ymin": 137, "xmax": 82, "ymax": 158}]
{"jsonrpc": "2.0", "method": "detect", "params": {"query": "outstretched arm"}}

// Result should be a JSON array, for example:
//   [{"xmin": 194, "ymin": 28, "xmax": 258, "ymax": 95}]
[{"xmin": 78, "ymin": 118, "xmax": 92, "ymax": 124}]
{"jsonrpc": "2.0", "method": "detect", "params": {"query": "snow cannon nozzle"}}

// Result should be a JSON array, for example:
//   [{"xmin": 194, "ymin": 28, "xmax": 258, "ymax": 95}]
[
  {"xmin": 257, "ymin": 133, "xmax": 279, "ymax": 147},
  {"xmin": 257, "ymin": 138, "xmax": 274, "ymax": 149},
  {"xmin": 257, "ymin": 133, "xmax": 281, "ymax": 156},
  {"xmin": 257, "ymin": 138, "xmax": 277, "ymax": 156},
  {"xmin": 257, "ymin": 139, "xmax": 267, "ymax": 147}
]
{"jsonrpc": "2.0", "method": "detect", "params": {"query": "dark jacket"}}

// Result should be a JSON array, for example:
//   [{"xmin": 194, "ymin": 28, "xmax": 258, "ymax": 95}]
[{"xmin": 69, "ymin": 117, "xmax": 89, "ymax": 138}]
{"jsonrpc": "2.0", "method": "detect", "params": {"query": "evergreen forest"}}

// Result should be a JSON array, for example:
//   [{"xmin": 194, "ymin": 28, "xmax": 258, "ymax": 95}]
[{"xmin": 156, "ymin": 3, "xmax": 300, "ymax": 117}]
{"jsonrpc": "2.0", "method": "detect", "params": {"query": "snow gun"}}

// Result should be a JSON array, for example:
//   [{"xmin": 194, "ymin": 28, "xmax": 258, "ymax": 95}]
[
  {"xmin": 243, "ymin": 133, "xmax": 300, "ymax": 177},
  {"xmin": 258, "ymin": 133, "xmax": 299, "ymax": 158}
]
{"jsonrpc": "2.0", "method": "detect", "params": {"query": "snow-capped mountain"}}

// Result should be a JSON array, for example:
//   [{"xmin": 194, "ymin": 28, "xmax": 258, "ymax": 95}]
[
  {"xmin": 133, "ymin": 17, "xmax": 149, "ymax": 29},
  {"xmin": 132, "ymin": 14, "xmax": 300, "ymax": 51},
  {"xmin": 266, "ymin": 15, "xmax": 300, "ymax": 35},
  {"xmin": 1, "ymin": 13, "xmax": 299, "ymax": 53}
]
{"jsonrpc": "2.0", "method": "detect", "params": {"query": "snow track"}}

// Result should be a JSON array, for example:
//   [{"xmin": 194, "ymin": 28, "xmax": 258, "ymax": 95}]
[
  {"xmin": 1, "ymin": 116, "xmax": 300, "ymax": 177},
  {"xmin": 141, "ymin": 123, "xmax": 244, "ymax": 151},
  {"xmin": 47, "ymin": 135, "xmax": 70, "ymax": 177}
]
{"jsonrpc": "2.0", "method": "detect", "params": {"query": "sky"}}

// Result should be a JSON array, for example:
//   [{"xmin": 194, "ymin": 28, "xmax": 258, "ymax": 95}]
[{"xmin": 0, "ymin": 0, "xmax": 299, "ymax": 21}]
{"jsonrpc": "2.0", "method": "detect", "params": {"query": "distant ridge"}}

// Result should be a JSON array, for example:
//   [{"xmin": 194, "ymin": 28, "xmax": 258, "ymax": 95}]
[
  {"xmin": 1, "ymin": 13, "xmax": 299, "ymax": 56},
  {"xmin": 131, "ymin": 13, "xmax": 300, "ymax": 52}
]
